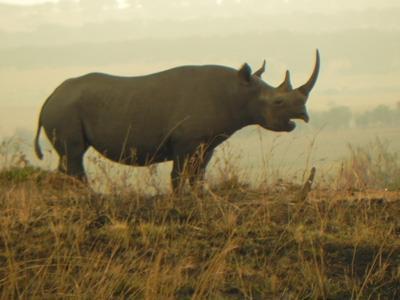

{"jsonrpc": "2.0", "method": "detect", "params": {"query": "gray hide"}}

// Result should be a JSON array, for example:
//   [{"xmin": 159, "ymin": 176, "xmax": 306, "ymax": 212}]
[{"xmin": 34, "ymin": 50, "xmax": 320, "ymax": 191}]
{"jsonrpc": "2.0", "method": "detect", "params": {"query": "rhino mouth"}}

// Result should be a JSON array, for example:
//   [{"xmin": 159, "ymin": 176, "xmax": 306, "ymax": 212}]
[
  {"xmin": 271, "ymin": 120, "xmax": 296, "ymax": 132},
  {"xmin": 285, "ymin": 113, "xmax": 310, "ymax": 132},
  {"xmin": 267, "ymin": 112, "xmax": 309, "ymax": 132},
  {"xmin": 286, "ymin": 120, "xmax": 297, "ymax": 131}
]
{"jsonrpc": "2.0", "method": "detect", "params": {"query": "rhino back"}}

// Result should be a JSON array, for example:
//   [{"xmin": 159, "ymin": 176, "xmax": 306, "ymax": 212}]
[{"xmin": 43, "ymin": 65, "xmax": 245, "ymax": 163}]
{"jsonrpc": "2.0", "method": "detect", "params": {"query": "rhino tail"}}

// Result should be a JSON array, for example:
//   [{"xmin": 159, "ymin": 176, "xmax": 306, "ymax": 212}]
[
  {"xmin": 34, "ymin": 118, "xmax": 43, "ymax": 160},
  {"xmin": 34, "ymin": 89, "xmax": 56, "ymax": 160}
]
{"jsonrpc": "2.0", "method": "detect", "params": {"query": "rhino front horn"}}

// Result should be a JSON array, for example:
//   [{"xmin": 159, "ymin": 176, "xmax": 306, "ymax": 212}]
[{"xmin": 298, "ymin": 49, "xmax": 320, "ymax": 96}]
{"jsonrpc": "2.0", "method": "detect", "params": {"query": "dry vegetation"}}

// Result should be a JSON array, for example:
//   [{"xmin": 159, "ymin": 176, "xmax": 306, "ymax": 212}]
[{"xmin": 1, "ymin": 139, "xmax": 400, "ymax": 299}]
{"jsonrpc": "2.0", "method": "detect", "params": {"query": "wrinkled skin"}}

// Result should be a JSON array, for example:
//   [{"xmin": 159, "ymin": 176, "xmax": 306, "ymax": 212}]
[{"xmin": 34, "ymin": 51, "xmax": 320, "ymax": 192}]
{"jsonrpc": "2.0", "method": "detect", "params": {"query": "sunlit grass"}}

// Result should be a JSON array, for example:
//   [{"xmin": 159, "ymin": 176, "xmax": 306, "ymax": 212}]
[{"xmin": 0, "ymin": 138, "xmax": 400, "ymax": 299}]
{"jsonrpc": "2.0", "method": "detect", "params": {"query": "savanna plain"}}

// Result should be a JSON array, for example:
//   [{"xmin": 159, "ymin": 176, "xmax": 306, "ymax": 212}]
[{"xmin": 1, "ymin": 126, "xmax": 400, "ymax": 299}]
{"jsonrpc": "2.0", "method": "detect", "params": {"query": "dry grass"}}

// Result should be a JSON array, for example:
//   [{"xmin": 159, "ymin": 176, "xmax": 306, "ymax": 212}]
[
  {"xmin": 337, "ymin": 138, "xmax": 400, "ymax": 191},
  {"xmin": 1, "ymin": 140, "xmax": 400, "ymax": 299}
]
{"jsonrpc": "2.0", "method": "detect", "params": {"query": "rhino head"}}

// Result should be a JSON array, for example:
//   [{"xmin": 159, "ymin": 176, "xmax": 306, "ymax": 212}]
[{"xmin": 241, "ymin": 50, "xmax": 320, "ymax": 132}]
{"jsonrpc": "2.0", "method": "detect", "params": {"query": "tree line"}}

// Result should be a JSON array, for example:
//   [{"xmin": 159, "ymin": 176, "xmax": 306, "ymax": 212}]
[{"xmin": 309, "ymin": 102, "xmax": 400, "ymax": 129}]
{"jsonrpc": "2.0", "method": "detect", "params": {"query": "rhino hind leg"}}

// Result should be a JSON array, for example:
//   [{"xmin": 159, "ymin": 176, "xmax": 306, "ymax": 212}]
[
  {"xmin": 45, "ymin": 125, "xmax": 89, "ymax": 181},
  {"xmin": 171, "ymin": 143, "xmax": 214, "ymax": 193},
  {"xmin": 58, "ymin": 149, "xmax": 87, "ymax": 181}
]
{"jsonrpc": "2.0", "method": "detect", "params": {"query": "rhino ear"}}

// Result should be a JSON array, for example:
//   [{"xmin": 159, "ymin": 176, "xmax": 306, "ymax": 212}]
[
  {"xmin": 253, "ymin": 60, "xmax": 266, "ymax": 78},
  {"xmin": 238, "ymin": 63, "xmax": 252, "ymax": 84}
]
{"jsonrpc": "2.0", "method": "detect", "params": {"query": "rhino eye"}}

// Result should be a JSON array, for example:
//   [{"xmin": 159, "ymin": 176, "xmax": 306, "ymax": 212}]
[{"xmin": 273, "ymin": 98, "xmax": 284, "ymax": 106}]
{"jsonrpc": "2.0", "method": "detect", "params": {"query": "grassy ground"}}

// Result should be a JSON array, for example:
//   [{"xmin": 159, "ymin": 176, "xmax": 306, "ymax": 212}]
[{"xmin": 1, "ymin": 141, "xmax": 400, "ymax": 299}]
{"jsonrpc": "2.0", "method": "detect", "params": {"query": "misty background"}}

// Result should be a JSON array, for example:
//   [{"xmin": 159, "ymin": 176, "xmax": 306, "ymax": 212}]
[{"xmin": 0, "ymin": 0, "xmax": 399, "ymax": 188}]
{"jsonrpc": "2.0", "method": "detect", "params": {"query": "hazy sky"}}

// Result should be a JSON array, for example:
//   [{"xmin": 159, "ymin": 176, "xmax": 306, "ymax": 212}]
[
  {"xmin": 1, "ymin": 0, "xmax": 399, "ymax": 9},
  {"xmin": 0, "ymin": 0, "xmax": 399, "ymax": 138},
  {"xmin": 0, "ymin": 0, "xmax": 56, "ymax": 4},
  {"xmin": 1, "ymin": 0, "xmax": 400, "ymax": 32}
]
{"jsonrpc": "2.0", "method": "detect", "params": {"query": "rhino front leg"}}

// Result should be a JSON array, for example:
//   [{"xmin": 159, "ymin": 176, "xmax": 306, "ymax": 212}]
[
  {"xmin": 188, "ymin": 149, "xmax": 214, "ymax": 188},
  {"xmin": 170, "ymin": 143, "xmax": 214, "ymax": 193},
  {"xmin": 170, "ymin": 141, "xmax": 202, "ymax": 193},
  {"xmin": 171, "ymin": 154, "xmax": 189, "ymax": 193}
]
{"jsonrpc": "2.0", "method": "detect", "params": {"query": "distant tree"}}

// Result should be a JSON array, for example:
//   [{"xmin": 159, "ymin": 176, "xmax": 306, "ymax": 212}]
[
  {"xmin": 396, "ymin": 102, "xmax": 400, "ymax": 124},
  {"xmin": 373, "ymin": 105, "xmax": 393, "ymax": 124},
  {"xmin": 310, "ymin": 106, "xmax": 352, "ymax": 129},
  {"xmin": 355, "ymin": 111, "xmax": 371, "ymax": 127},
  {"xmin": 327, "ymin": 106, "xmax": 352, "ymax": 128},
  {"xmin": 355, "ymin": 104, "xmax": 397, "ymax": 127}
]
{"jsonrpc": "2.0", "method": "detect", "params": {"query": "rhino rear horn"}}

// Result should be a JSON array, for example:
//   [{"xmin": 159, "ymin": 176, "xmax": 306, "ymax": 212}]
[
  {"xmin": 278, "ymin": 70, "xmax": 293, "ymax": 92},
  {"xmin": 298, "ymin": 49, "xmax": 320, "ymax": 96},
  {"xmin": 253, "ymin": 60, "xmax": 266, "ymax": 78}
]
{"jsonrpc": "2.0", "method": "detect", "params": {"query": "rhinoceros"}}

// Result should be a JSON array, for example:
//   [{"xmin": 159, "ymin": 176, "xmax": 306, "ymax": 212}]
[{"xmin": 34, "ymin": 50, "xmax": 320, "ymax": 191}]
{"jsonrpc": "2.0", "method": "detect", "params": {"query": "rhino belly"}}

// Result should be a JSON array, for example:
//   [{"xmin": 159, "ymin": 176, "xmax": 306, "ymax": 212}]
[
  {"xmin": 91, "ymin": 140, "xmax": 172, "ymax": 166},
  {"xmin": 80, "ymin": 105, "xmax": 174, "ymax": 166}
]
